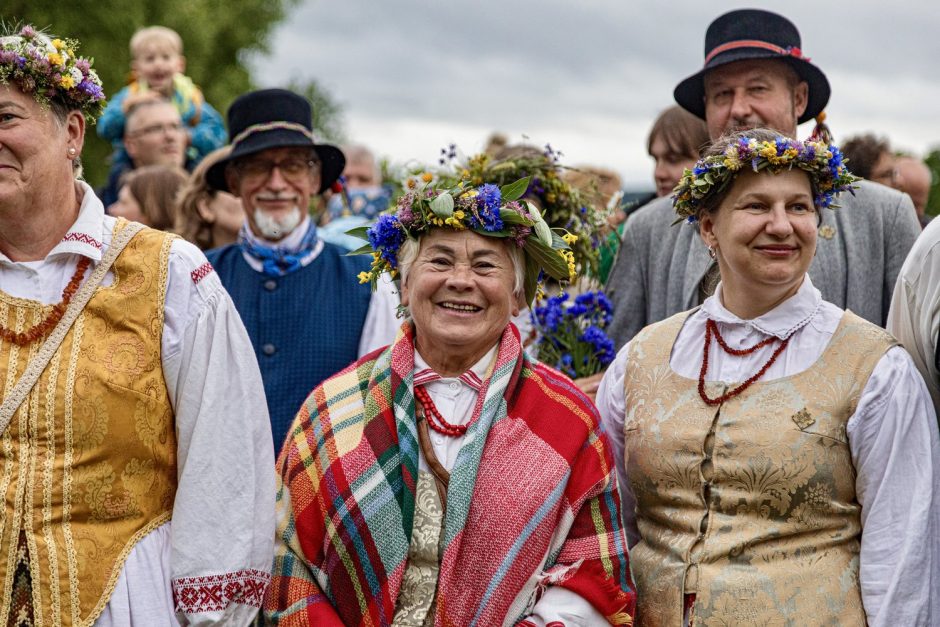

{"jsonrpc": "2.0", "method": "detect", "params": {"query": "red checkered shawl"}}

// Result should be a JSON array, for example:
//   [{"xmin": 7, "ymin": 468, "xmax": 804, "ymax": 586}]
[{"xmin": 265, "ymin": 323, "xmax": 635, "ymax": 626}]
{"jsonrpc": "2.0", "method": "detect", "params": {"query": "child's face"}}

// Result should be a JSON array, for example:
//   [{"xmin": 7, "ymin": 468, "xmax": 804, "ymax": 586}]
[{"xmin": 132, "ymin": 43, "xmax": 184, "ymax": 95}]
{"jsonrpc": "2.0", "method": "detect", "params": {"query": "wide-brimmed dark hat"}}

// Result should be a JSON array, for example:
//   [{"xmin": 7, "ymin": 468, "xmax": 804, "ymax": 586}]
[
  {"xmin": 674, "ymin": 9, "xmax": 830, "ymax": 124},
  {"xmin": 206, "ymin": 88, "xmax": 345, "ymax": 194}
]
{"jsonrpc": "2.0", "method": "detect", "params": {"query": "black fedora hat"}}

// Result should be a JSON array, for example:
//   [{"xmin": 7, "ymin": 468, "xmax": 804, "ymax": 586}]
[
  {"xmin": 674, "ymin": 9, "xmax": 830, "ymax": 125},
  {"xmin": 206, "ymin": 88, "xmax": 345, "ymax": 194}
]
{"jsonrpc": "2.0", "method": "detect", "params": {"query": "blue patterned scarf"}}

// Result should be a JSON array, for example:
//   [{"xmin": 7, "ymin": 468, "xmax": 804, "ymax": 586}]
[{"xmin": 239, "ymin": 220, "xmax": 318, "ymax": 277}]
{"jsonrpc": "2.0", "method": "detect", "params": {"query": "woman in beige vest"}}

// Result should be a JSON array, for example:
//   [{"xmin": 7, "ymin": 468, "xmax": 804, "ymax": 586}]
[{"xmin": 597, "ymin": 129, "xmax": 940, "ymax": 626}]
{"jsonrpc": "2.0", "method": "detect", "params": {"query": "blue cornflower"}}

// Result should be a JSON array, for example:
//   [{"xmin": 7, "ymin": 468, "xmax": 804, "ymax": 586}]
[{"xmin": 367, "ymin": 215, "xmax": 405, "ymax": 268}]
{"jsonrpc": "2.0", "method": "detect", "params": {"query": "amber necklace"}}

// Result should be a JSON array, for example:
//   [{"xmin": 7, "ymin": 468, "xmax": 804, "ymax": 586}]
[
  {"xmin": 0, "ymin": 257, "xmax": 90, "ymax": 346},
  {"xmin": 697, "ymin": 318, "xmax": 790, "ymax": 406}
]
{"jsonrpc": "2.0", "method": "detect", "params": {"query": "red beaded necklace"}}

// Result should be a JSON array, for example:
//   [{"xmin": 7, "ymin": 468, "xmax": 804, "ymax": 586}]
[
  {"xmin": 698, "ymin": 318, "xmax": 790, "ymax": 406},
  {"xmin": 413, "ymin": 385, "xmax": 469, "ymax": 437},
  {"xmin": 0, "ymin": 257, "xmax": 90, "ymax": 347}
]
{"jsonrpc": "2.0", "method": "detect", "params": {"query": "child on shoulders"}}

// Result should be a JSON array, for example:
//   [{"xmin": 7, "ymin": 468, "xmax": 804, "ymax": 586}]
[{"xmin": 98, "ymin": 26, "xmax": 226, "ymax": 173}]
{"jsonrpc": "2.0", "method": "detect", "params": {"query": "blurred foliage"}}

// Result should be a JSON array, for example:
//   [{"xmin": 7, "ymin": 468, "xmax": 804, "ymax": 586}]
[
  {"xmin": 288, "ymin": 77, "xmax": 346, "ymax": 144},
  {"xmin": 2, "ymin": 0, "xmax": 302, "ymax": 188},
  {"xmin": 925, "ymin": 147, "xmax": 940, "ymax": 217}
]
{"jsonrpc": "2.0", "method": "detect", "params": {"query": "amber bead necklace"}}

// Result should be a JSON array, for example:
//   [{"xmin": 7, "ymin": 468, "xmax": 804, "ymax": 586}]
[
  {"xmin": 697, "ymin": 318, "xmax": 790, "ymax": 406},
  {"xmin": 0, "ymin": 257, "xmax": 90, "ymax": 346}
]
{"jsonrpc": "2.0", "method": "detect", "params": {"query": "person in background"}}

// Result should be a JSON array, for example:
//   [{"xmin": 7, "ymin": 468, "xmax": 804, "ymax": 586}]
[
  {"xmin": 97, "ymin": 26, "xmax": 225, "ymax": 183},
  {"xmin": 175, "ymin": 146, "xmax": 246, "ymax": 250},
  {"xmin": 647, "ymin": 105, "xmax": 711, "ymax": 200},
  {"xmin": 600, "ymin": 129, "xmax": 939, "ymax": 626},
  {"xmin": 205, "ymin": 89, "xmax": 400, "ymax": 452},
  {"xmin": 895, "ymin": 155, "xmax": 933, "ymax": 227},
  {"xmin": 841, "ymin": 133, "xmax": 896, "ymax": 184},
  {"xmin": 99, "ymin": 98, "xmax": 188, "ymax": 206},
  {"xmin": 604, "ymin": 9, "xmax": 920, "ymax": 348},
  {"xmin": 109, "ymin": 164, "xmax": 187, "ymax": 231},
  {"xmin": 319, "ymin": 143, "xmax": 391, "ymax": 250},
  {"xmin": 0, "ymin": 25, "xmax": 273, "ymax": 625}
]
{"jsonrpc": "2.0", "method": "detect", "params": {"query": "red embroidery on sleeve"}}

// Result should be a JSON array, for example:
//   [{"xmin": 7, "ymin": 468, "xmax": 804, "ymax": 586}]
[
  {"xmin": 172, "ymin": 568, "xmax": 271, "ymax": 613},
  {"xmin": 190, "ymin": 262, "xmax": 214, "ymax": 284}
]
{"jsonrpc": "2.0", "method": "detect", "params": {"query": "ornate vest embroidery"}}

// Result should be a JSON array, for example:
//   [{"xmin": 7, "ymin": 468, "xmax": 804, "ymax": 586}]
[
  {"xmin": 624, "ymin": 310, "xmax": 895, "ymax": 626},
  {"xmin": 0, "ymin": 223, "xmax": 177, "ymax": 626}
]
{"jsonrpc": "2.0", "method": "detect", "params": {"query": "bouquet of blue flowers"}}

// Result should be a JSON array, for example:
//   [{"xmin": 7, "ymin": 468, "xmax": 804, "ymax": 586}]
[{"xmin": 531, "ymin": 290, "xmax": 616, "ymax": 379}]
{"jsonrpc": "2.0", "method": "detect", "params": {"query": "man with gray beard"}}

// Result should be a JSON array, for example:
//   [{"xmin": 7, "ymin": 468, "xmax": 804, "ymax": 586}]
[{"xmin": 205, "ymin": 89, "xmax": 398, "ymax": 451}]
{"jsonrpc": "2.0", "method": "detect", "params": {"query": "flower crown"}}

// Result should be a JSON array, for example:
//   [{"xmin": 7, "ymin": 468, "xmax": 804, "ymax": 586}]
[
  {"xmin": 672, "ymin": 136, "xmax": 859, "ymax": 222},
  {"xmin": 350, "ymin": 176, "xmax": 577, "ymax": 305},
  {"xmin": 0, "ymin": 26, "xmax": 106, "ymax": 121}
]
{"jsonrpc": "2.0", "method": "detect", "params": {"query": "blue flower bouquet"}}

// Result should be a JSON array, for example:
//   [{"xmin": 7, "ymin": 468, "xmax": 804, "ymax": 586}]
[{"xmin": 531, "ymin": 290, "xmax": 616, "ymax": 378}]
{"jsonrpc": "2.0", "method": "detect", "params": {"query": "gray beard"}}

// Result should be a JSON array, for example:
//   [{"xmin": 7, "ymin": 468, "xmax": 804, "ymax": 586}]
[{"xmin": 252, "ymin": 206, "xmax": 303, "ymax": 240}]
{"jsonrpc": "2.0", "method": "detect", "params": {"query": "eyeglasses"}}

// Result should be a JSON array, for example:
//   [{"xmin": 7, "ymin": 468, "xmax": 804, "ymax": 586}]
[
  {"xmin": 236, "ymin": 156, "xmax": 320, "ymax": 184},
  {"xmin": 129, "ymin": 122, "xmax": 185, "ymax": 138}
]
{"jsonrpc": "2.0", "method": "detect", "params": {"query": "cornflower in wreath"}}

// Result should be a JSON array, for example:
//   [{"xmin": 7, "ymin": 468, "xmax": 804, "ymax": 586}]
[
  {"xmin": 439, "ymin": 144, "xmax": 608, "ymax": 279},
  {"xmin": 349, "ymin": 175, "xmax": 577, "ymax": 305},
  {"xmin": 672, "ymin": 133, "xmax": 859, "ymax": 224},
  {"xmin": 0, "ymin": 24, "xmax": 106, "ymax": 121}
]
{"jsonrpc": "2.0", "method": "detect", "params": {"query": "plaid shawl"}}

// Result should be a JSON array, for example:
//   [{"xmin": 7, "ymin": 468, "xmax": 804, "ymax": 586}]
[{"xmin": 265, "ymin": 323, "xmax": 635, "ymax": 626}]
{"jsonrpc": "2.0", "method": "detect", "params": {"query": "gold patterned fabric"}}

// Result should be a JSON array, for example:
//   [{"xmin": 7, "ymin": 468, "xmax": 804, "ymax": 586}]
[
  {"xmin": 391, "ymin": 471, "xmax": 445, "ymax": 627},
  {"xmin": 623, "ymin": 310, "xmax": 895, "ymax": 626},
  {"xmin": 0, "ymin": 223, "xmax": 177, "ymax": 626}
]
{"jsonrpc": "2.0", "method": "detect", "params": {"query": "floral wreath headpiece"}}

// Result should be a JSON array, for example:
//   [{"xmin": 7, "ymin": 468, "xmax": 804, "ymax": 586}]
[
  {"xmin": 672, "ymin": 135, "xmax": 859, "ymax": 223},
  {"xmin": 0, "ymin": 25, "xmax": 106, "ymax": 121},
  {"xmin": 350, "ymin": 176, "xmax": 577, "ymax": 305}
]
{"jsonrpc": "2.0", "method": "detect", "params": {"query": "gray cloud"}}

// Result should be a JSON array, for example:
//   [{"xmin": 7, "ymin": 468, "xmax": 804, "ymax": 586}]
[{"xmin": 250, "ymin": 1, "xmax": 940, "ymax": 187}]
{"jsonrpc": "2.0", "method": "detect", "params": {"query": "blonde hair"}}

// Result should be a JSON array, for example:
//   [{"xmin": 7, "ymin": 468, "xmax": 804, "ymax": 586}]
[
  {"xmin": 130, "ymin": 26, "xmax": 183, "ymax": 57},
  {"xmin": 174, "ymin": 147, "xmax": 233, "ymax": 249},
  {"xmin": 121, "ymin": 165, "xmax": 188, "ymax": 231}
]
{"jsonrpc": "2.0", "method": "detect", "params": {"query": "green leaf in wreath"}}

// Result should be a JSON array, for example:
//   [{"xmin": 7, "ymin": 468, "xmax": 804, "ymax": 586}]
[{"xmin": 499, "ymin": 177, "xmax": 531, "ymax": 202}]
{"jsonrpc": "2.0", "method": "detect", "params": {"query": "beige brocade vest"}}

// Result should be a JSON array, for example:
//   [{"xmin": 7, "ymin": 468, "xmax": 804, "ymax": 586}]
[
  {"xmin": 392, "ymin": 470, "xmax": 445, "ymax": 626},
  {"xmin": 624, "ymin": 310, "xmax": 895, "ymax": 626},
  {"xmin": 0, "ymin": 224, "xmax": 178, "ymax": 626}
]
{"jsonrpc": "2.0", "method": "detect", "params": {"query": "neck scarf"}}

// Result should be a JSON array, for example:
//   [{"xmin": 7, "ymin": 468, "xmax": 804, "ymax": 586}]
[{"xmin": 238, "ymin": 219, "xmax": 318, "ymax": 277}]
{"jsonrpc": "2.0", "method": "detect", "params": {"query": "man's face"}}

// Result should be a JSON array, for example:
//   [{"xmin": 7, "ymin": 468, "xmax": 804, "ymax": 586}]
[
  {"xmin": 343, "ymin": 158, "xmax": 379, "ymax": 189},
  {"xmin": 703, "ymin": 59, "xmax": 808, "ymax": 140},
  {"xmin": 124, "ymin": 102, "xmax": 186, "ymax": 168},
  {"xmin": 227, "ymin": 146, "xmax": 321, "ymax": 241}
]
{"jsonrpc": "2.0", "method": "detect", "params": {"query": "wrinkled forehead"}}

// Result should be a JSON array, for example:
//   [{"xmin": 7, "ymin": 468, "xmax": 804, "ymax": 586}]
[
  {"xmin": 704, "ymin": 58, "xmax": 797, "ymax": 91},
  {"xmin": 420, "ymin": 228, "xmax": 513, "ymax": 260},
  {"xmin": 126, "ymin": 101, "xmax": 181, "ymax": 130}
]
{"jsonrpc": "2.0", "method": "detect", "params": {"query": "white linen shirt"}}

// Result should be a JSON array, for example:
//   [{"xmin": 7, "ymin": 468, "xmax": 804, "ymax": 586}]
[
  {"xmin": 0, "ymin": 182, "xmax": 276, "ymax": 626},
  {"xmin": 597, "ymin": 276, "xmax": 940, "ymax": 627},
  {"xmin": 414, "ymin": 346, "xmax": 607, "ymax": 626}
]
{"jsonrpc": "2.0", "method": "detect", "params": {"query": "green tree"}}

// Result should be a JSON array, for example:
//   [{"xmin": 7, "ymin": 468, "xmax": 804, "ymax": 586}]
[
  {"xmin": 926, "ymin": 148, "xmax": 940, "ymax": 217},
  {"xmin": 288, "ymin": 77, "xmax": 346, "ymax": 144},
  {"xmin": 2, "ymin": 0, "xmax": 300, "ymax": 187}
]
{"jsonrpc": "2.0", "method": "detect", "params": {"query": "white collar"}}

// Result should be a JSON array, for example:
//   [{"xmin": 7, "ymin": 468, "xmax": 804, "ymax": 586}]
[
  {"xmin": 0, "ymin": 181, "xmax": 106, "ymax": 264},
  {"xmin": 414, "ymin": 343, "xmax": 499, "ymax": 381},
  {"xmin": 702, "ymin": 275, "xmax": 821, "ymax": 340}
]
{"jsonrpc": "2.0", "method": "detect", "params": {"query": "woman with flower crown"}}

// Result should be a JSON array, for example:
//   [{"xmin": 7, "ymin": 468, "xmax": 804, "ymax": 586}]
[
  {"xmin": 597, "ymin": 128, "xmax": 940, "ymax": 626},
  {"xmin": 0, "ymin": 25, "xmax": 274, "ymax": 625},
  {"xmin": 265, "ymin": 176, "xmax": 636, "ymax": 625}
]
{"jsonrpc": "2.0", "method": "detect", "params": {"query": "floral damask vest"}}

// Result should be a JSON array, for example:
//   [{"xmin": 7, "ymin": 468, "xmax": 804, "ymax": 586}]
[
  {"xmin": 623, "ymin": 310, "xmax": 895, "ymax": 626},
  {"xmin": 0, "ymin": 222, "xmax": 177, "ymax": 626}
]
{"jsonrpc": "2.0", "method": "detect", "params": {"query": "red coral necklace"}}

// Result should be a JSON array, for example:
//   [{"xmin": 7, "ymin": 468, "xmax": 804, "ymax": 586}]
[
  {"xmin": 0, "ymin": 257, "xmax": 90, "ymax": 346},
  {"xmin": 698, "ymin": 318, "xmax": 790, "ymax": 406},
  {"xmin": 414, "ymin": 385, "xmax": 469, "ymax": 437}
]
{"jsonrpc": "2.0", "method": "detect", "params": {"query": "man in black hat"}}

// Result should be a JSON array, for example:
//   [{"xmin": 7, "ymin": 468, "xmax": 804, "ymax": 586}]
[
  {"xmin": 205, "ymin": 88, "xmax": 399, "ymax": 452},
  {"xmin": 604, "ymin": 8, "xmax": 920, "ymax": 348}
]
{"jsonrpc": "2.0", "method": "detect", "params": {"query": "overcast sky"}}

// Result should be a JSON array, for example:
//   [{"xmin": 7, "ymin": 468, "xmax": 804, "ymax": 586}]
[{"xmin": 250, "ymin": 1, "xmax": 940, "ymax": 190}]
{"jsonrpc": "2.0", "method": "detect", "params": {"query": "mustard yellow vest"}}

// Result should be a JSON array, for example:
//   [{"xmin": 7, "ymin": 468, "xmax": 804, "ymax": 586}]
[
  {"xmin": 624, "ymin": 310, "xmax": 895, "ymax": 626},
  {"xmin": 0, "ymin": 222, "xmax": 177, "ymax": 626}
]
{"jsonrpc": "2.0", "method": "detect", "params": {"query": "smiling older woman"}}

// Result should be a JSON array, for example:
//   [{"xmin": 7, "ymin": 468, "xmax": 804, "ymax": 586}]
[
  {"xmin": 597, "ymin": 129, "xmax": 940, "ymax": 626},
  {"xmin": 264, "ymin": 178, "xmax": 636, "ymax": 625}
]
